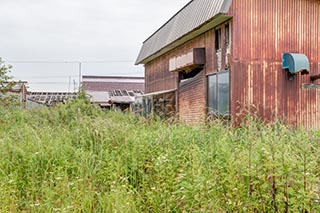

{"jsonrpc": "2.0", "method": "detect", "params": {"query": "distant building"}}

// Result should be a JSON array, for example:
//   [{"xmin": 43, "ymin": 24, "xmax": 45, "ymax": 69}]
[
  {"xmin": 82, "ymin": 75, "xmax": 144, "ymax": 111},
  {"xmin": 27, "ymin": 92, "xmax": 77, "ymax": 107},
  {"xmin": 9, "ymin": 81, "xmax": 28, "ymax": 103}
]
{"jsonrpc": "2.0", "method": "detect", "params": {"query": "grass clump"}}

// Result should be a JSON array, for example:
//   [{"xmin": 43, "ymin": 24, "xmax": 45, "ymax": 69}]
[{"xmin": 0, "ymin": 99, "xmax": 319, "ymax": 212}]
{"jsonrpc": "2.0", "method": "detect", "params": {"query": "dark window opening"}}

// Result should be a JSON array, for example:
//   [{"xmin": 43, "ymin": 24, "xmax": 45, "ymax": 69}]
[
  {"xmin": 179, "ymin": 67, "xmax": 203, "ymax": 81},
  {"xmin": 225, "ymin": 24, "xmax": 230, "ymax": 47},
  {"xmin": 207, "ymin": 70, "xmax": 230, "ymax": 117},
  {"xmin": 215, "ymin": 28, "xmax": 222, "ymax": 51}
]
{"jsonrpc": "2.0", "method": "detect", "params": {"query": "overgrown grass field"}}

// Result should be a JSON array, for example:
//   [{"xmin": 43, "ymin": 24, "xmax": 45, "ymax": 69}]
[{"xmin": 0, "ymin": 100, "xmax": 319, "ymax": 212}]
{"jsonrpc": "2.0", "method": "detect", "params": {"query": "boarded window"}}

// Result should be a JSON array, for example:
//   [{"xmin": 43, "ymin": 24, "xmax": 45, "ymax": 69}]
[{"xmin": 207, "ymin": 71, "xmax": 230, "ymax": 116}]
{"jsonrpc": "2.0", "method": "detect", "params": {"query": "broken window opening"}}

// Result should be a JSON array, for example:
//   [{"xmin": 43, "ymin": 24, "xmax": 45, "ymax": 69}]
[
  {"xmin": 225, "ymin": 23, "xmax": 231, "ymax": 69},
  {"xmin": 179, "ymin": 67, "xmax": 203, "ymax": 82},
  {"xmin": 225, "ymin": 24, "xmax": 230, "ymax": 48},
  {"xmin": 215, "ymin": 28, "xmax": 222, "ymax": 51}
]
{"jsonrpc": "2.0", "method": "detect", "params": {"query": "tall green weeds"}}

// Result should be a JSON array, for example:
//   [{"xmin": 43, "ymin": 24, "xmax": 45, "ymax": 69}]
[{"xmin": 0, "ymin": 99, "xmax": 319, "ymax": 212}]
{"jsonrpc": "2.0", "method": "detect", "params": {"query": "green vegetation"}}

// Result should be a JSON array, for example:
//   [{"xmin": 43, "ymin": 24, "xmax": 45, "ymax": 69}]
[
  {"xmin": 0, "ymin": 99, "xmax": 319, "ymax": 212},
  {"xmin": 0, "ymin": 58, "xmax": 19, "ymax": 107},
  {"xmin": 0, "ymin": 58, "xmax": 14, "ymax": 93}
]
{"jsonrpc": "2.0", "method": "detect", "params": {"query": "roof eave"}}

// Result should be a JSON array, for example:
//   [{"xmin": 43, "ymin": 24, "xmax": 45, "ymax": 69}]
[{"xmin": 135, "ymin": 14, "xmax": 232, "ymax": 65}]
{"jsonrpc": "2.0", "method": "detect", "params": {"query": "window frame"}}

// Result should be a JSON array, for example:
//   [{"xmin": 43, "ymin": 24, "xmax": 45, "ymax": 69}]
[
  {"xmin": 207, "ymin": 70, "xmax": 230, "ymax": 118},
  {"xmin": 215, "ymin": 28, "xmax": 222, "ymax": 51}
]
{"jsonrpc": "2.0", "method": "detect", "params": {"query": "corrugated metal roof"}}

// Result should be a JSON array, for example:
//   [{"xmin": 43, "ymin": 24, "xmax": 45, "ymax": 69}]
[
  {"xmin": 86, "ymin": 91, "xmax": 110, "ymax": 104},
  {"xmin": 82, "ymin": 76, "xmax": 144, "ymax": 81},
  {"xmin": 85, "ymin": 90, "xmax": 144, "ymax": 105},
  {"xmin": 136, "ymin": 0, "xmax": 232, "ymax": 65},
  {"xmin": 143, "ymin": 89, "xmax": 177, "ymax": 97},
  {"xmin": 110, "ymin": 90, "xmax": 144, "ymax": 104},
  {"xmin": 82, "ymin": 76, "xmax": 145, "ymax": 92},
  {"xmin": 27, "ymin": 92, "xmax": 77, "ymax": 106}
]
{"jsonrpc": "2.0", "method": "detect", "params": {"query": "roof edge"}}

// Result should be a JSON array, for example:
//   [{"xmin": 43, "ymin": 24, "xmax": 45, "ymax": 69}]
[
  {"xmin": 136, "ymin": 14, "xmax": 232, "ymax": 65},
  {"xmin": 221, "ymin": 0, "xmax": 232, "ymax": 13},
  {"xmin": 143, "ymin": 88, "xmax": 177, "ymax": 97},
  {"xmin": 142, "ymin": 0, "xmax": 194, "ymax": 44},
  {"xmin": 82, "ymin": 75, "xmax": 144, "ymax": 80},
  {"xmin": 135, "ymin": 0, "xmax": 233, "ymax": 65}
]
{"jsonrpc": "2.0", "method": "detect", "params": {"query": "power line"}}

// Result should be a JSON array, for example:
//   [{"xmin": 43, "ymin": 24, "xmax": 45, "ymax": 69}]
[
  {"xmin": 27, "ymin": 82, "xmax": 72, "ymax": 85},
  {"xmin": 13, "ymin": 71, "xmax": 143, "ymax": 79},
  {"xmin": 14, "ymin": 75, "xmax": 79, "ymax": 79},
  {"xmin": 7, "ymin": 60, "xmax": 135, "ymax": 64}
]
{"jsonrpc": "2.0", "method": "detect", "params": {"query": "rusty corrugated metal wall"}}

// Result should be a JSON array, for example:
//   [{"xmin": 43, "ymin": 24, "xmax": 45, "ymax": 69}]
[
  {"xmin": 228, "ymin": 0, "xmax": 320, "ymax": 129},
  {"xmin": 144, "ymin": 32, "xmax": 209, "ymax": 94},
  {"xmin": 144, "ymin": 56, "xmax": 178, "ymax": 93}
]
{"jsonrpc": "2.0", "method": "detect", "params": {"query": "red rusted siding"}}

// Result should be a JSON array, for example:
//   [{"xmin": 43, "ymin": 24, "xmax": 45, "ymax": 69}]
[
  {"xmin": 144, "ymin": 0, "xmax": 320, "ymax": 128},
  {"xmin": 145, "ymin": 29, "xmax": 221, "ymax": 94},
  {"xmin": 144, "ymin": 56, "xmax": 178, "ymax": 93},
  {"xmin": 144, "ymin": 28, "xmax": 225, "ymax": 123},
  {"xmin": 228, "ymin": 0, "xmax": 320, "ymax": 129}
]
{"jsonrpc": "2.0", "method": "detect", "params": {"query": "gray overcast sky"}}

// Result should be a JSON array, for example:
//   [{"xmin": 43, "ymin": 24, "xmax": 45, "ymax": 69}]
[{"xmin": 1, "ymin": 0, "xmax": 189, "ymax": 92}]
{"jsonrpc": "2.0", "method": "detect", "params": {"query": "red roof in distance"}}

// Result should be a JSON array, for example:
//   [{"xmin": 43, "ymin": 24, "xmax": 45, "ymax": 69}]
[{"xmin": 82, "ymin": 76, "xmax": 144, "ymax": 92}]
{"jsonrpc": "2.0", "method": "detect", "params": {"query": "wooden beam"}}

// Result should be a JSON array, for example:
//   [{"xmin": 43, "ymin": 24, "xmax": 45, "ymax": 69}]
[{"xmin": 310, "ymin": 74, "xmax": 320, "ymax": 81}]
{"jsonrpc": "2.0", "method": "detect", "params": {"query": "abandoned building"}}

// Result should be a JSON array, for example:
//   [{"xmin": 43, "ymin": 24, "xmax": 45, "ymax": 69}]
[
  {"xmin": 27, "ymin": 92, "xmax": 77, "ymax": 107},
  {"xmin": 136, "ymin": 0, "xmax": 320, "ymax": 128},
  {"xmin": 0, "ymin": 81, "xmax": 28, "ymax": 107},
  {"xmin": 82, "ymin": 75, "xmax": 144, "ymax": 111}
]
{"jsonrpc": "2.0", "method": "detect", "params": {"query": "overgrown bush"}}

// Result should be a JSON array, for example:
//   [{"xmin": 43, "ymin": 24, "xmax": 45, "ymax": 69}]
[{"xmin": 0, "ymin": 100, "xmax": 319, "ymax": 212}]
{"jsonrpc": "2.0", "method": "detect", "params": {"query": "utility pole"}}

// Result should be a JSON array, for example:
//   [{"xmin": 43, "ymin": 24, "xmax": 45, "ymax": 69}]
[
  {"xmin": 73, "ymin": 79, "xmax": 76, "ymax": 93},
  {"xmin": 78, "ymin": 62, "xmax": 82, "ymax": 91},
  {"xmin": 68, "ymin": 76, "xmax": 71, "ymax": 93}
]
